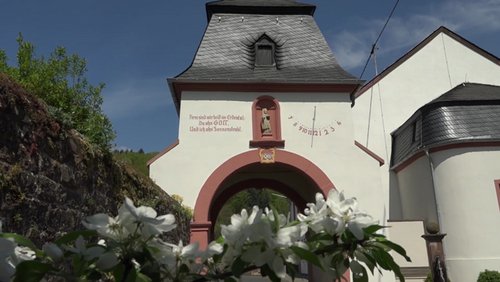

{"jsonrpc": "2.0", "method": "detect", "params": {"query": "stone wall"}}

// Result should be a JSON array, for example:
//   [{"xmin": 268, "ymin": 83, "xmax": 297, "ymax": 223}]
[{"xmin": 0, "ymin": 73, "xmax": 189, "ymax": 246}]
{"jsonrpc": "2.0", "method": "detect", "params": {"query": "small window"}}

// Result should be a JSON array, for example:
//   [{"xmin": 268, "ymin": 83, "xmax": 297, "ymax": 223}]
[
  {"xmin": 255, "ymin": 35, "xmax": 276, "ymax": 67},
  {"xmin": 256, "ymin": 44, "xmax": 274, "ymax": 66},
  {"xmin": 495, "ymin": 180, "xmax": 500, "ymax": 211}
]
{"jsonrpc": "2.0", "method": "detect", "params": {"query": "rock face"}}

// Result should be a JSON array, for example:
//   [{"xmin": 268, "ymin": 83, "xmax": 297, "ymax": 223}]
[{"xmin": 0, "ymin": 74, "xmax": 189, "ymax": 245}]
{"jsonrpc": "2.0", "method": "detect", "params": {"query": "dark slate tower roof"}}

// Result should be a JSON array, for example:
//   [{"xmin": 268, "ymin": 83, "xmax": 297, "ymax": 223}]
[
  {"xmin": 206, "ymin": 0, "xmax": 316, "ymax": 21},
  {"xmin": 168, "ymin": 0, "xmax": 361, "ymax": 112},
  {"xmin": 391, "ymin": 83, "xmax": 500, "ymax": 168}
]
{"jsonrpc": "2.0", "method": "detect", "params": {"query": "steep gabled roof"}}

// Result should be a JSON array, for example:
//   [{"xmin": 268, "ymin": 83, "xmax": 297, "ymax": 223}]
[
  {"xmin": 355, "ymin": 26, "xmax": 500, "ymax": 99},
  {"xmin": 173, "ymin": 14, "xmax": 357, "ymax": 83}
]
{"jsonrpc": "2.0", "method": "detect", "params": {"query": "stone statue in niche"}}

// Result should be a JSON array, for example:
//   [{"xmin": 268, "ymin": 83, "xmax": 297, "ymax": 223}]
[{"xmin": 261, "ymin": 108, "xmax": 272, "ymax": 134}]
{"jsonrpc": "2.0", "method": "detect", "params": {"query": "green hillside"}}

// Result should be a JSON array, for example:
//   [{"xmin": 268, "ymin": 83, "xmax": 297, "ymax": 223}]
[{"xmin": 113, "ymin": 151, "xmax": 158, "ymax": 176}]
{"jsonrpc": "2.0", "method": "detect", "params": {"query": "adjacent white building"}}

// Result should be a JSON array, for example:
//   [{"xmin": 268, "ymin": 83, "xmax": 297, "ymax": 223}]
[
  {"xmin": 353, "ymin": 27, "xmax": 500, "ymax": 281},
  {"xmin": 148, "ymin": 1, "xmax": 500, "ymax": 280}
]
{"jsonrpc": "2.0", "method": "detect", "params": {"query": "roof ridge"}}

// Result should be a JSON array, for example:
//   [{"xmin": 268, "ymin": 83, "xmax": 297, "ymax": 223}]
[
  {"xmin": 206, "ymin": 0, "xmax": 316, "ymax": 21},
  {"xmin": 354, "ymin": 26, "xmax": 500, "ymax": 99}
]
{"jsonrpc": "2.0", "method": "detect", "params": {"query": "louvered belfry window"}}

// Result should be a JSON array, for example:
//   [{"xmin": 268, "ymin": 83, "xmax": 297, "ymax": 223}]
[{"xmin": 255, "ymin": 36, "xmax": 275, "ymax": 67}]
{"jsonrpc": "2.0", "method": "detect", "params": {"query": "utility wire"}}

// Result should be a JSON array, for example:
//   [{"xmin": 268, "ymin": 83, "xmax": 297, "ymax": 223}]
[{"xmin": 359, "ymin": 0, "xmax": 400, "ymax": 80}]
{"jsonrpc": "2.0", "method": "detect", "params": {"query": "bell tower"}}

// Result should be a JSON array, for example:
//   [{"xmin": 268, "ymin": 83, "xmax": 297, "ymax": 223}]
[{"xmin": 149, "ymin": 0, "xmax": 385, "ymax": 253}]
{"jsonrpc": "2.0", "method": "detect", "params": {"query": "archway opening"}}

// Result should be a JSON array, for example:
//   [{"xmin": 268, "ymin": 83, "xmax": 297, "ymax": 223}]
[
  {"xmin": 189, "ymin": 149, "xmax": 341, "ymax": 281},
  {"xmin": 190, "ymin": 149, "xmax": 335, "ymax": 249},
  {"xmin": 207, "ymin": 161, "xmax": 322, "ymax": 242},
  {"xmin": 213, "ymin": 188, "xmax": 293, "ymax": 239}
]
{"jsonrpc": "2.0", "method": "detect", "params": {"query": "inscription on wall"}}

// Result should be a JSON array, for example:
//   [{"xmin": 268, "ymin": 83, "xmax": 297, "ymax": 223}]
[{"xmin": 188, "ymin": 114, "xmax": 245, "ymax": 133}]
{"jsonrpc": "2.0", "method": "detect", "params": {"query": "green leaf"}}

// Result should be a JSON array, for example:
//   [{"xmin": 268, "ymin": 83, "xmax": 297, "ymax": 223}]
[
  {"xmin": 231, "ymin": 256, "xmax": 247, "ymax": 277},
  {"xmin": 14, "ymin": 260, "xmax": 52, "ymax": 282},
  {"xmin": 285, "ymin": 262, "xmax": 297, "ymax": 279},
  {"xmin": 54, "ymin": 230, "xmax": 97, "ymax": 245},
  {"xmin": 308, "ymin": 232, "xmax": 333, "ymax": 242},
  {"xmin": 270, "ymin": 204, "xmax": 281, "ymax": 232},
  {"xmin": 290, "ymin": 245, "xmax": 323, "ymax": 270},
  {"xmin": 376, "ymin": 239, "xmax": 411, "ymax": 262},
  {"xmin": 0, "ymin": 233, "xmax": 39, "ymax": 252},
  {"xmin": 261, "ymin": 264, "xmax": 281, "ymax": 282},
  {"xmin": 371, "ymin": 248, "xmax": 405, "ymax": 281},
  {"xmin": 112, "ymin": 263, "xmax": 126, "ymax": 282},
  {"xmin": 350, "ymin": 260, "xmax": 369, "ymax": 282},
  {"xmin": 363, "ymin": 225, "xmax": 386, "ymax": 235},
  {"xmin": 354, "ymin": 250, "xmax": 376, "ymax": 274},
  {"xmin": 136, "ymin": 272, "xmax": 152, "ymax": 282},
  {"xmin": 215, "ymin": 236, "xmax": 225, "ymax": 244},
  {"xmin": 124, "ymin": 268, "xmax": 143, "ymax": 282}
]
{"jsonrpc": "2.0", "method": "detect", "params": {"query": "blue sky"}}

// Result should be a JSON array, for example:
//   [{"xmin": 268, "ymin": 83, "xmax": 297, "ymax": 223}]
[{"xmin": 1, "ymin": 0, "xmax": 499, "ymax": 152}]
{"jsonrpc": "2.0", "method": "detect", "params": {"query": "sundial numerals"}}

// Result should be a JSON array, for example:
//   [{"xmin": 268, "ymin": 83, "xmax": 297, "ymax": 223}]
[{"xmin": 288, "ymin": 116, "xmax": 342, "ymax": 137}]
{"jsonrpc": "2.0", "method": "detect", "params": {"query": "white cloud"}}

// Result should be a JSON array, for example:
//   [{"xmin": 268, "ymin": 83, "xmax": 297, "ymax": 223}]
[
  {"xmin": 102, "ymin": 77, "xmax": 172, "ymax": 119},
  {"xmin": 332, "ymin": 29, "xmax": 375, "ymax": 70},
  {"xmin": 330, "ymin": 0, "xmax": 500, "ymax": 71}
]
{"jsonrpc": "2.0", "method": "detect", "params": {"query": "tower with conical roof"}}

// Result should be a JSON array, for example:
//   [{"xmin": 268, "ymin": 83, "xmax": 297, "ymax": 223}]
[{"xmin": 149, "ymin": 0, "xmax": 386, "ymax": 262}]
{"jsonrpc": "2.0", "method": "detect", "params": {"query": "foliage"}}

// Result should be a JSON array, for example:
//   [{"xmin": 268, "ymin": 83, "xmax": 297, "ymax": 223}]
[
  {"xmin": 113, "ymin": 151, "xmax": 158, "ymax": 177},
  {"xmin": 0, "ymin": 34, "xmax": 114, "ymax": 149},
  {"xmin": 214, "ymin": 188, "xmax": 290, "ymax": 238},
  {"xmin": 0, "ymin": 189, "xmax": 410, "ymax": 282},
  {"xmin": 171, "ymin": 194, "xmax": 193, "ymax": 220},
  {"xmin": 477, "ymin": 269, "xmax": 500, "ymax": 282}
]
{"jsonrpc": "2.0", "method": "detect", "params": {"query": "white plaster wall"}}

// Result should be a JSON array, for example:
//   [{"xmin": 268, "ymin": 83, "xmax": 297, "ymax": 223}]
[
  {"xmin": 394, "ymin": 156, "xmax": 438, "ymax": 223},
  {"xmin": 150, "ymin": 90, "xmax": 385, "ymax": 222},
  {"xmin": 352, "ymin": 32, "xmax": 500, "ymax": 221},
  {"xmin": 430, "ymin": 147, "xmax": 500, "ymax": 281},
  {"xmin": 353, "ymin": 32, "xmax": 500, "ymax": 160},
  {"xmin": 387, "ymin": 221, "xmax": 428, "ymax": 270}
]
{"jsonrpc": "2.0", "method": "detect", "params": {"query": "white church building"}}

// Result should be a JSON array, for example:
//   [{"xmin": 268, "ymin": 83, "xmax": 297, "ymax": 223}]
[{"xmin": 148, "ymin": 1, "xmax": 500, "ymax": 281}]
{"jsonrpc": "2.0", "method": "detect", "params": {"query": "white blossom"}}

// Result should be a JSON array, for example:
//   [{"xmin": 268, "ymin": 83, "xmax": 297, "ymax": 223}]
[
  {"xmin": 298, "ymin": 190, "xmax": 376, "ymax": 239},
  {"xmin": 0, "ymin": 238, "xmax": 35, "ymax": 282},
  {"xmin": 119, "ymin": 198, "xmax": 176, "ymax": 238},
  {"xmin": 148, "ymin": 239, "xmax": 177, "ymax": 272},
  {"xmin": 82, "ymin": 213, "xmax": 129, "ymax": 241},
  {"xmin": 0, "ymin": 238, "xmax": 16, "ymax": 282},
  {"xmin": 66, "ymin": 236, "xmax": 104, "ymax": 261}
]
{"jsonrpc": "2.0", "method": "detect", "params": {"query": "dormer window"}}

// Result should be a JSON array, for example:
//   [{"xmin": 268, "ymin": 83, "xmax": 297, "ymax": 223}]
[{"xmin": 255, "ymin": 36, "xmax": 275, "ymax": 67}]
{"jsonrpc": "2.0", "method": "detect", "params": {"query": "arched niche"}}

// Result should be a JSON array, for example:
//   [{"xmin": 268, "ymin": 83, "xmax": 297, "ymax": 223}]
[{"xmin": 250, "ymin": 96, "xmax": 284, "ymax": 148}]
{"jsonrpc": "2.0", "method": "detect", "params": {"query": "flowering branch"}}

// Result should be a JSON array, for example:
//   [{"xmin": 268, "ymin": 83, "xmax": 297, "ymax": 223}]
[{"xmin": 0, "ymin": 189, "xmax": 410, "ymax": 282}]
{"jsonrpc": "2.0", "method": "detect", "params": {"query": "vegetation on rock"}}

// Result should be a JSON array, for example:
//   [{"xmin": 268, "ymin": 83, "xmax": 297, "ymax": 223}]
[
  {"xmin": 0, "ymin": 34, "xmax": 114, "ymax": 149},
  {"xmin": 0, "ymin": 74, "xmax": 189, "ymax": 246},
  {"xmin": 113, "ymin": 150, "xmax": 158, "ymax": 177}
]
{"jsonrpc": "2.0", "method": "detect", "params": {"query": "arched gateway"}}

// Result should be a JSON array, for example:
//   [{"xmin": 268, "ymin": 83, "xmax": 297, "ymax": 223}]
[
  {"xmin": 148, "ymin": 2, "xmax": 387, "ymax": 280},
  {"xmin": 191, "ymin": 149, "xmax": 335, "ymax": 248}
]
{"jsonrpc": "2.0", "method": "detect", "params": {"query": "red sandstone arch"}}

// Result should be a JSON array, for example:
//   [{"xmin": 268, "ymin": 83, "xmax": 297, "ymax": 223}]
[
  {"xmin": 209, "ymin": 178, "xmax": 307, "ymax": 227},
  {"xmin": 190, "ymin": 149, "xmax": 335, "ymax": 248}
]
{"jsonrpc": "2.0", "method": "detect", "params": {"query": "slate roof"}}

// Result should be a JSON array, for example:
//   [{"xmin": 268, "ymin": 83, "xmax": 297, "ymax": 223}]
[
  {"xmin": 391, "ymin": 83, "xmax": 500, "ymax": 167},
  {"xmin": 172, "ymin": 13, "xmax": 358, "ymax": 84}
]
